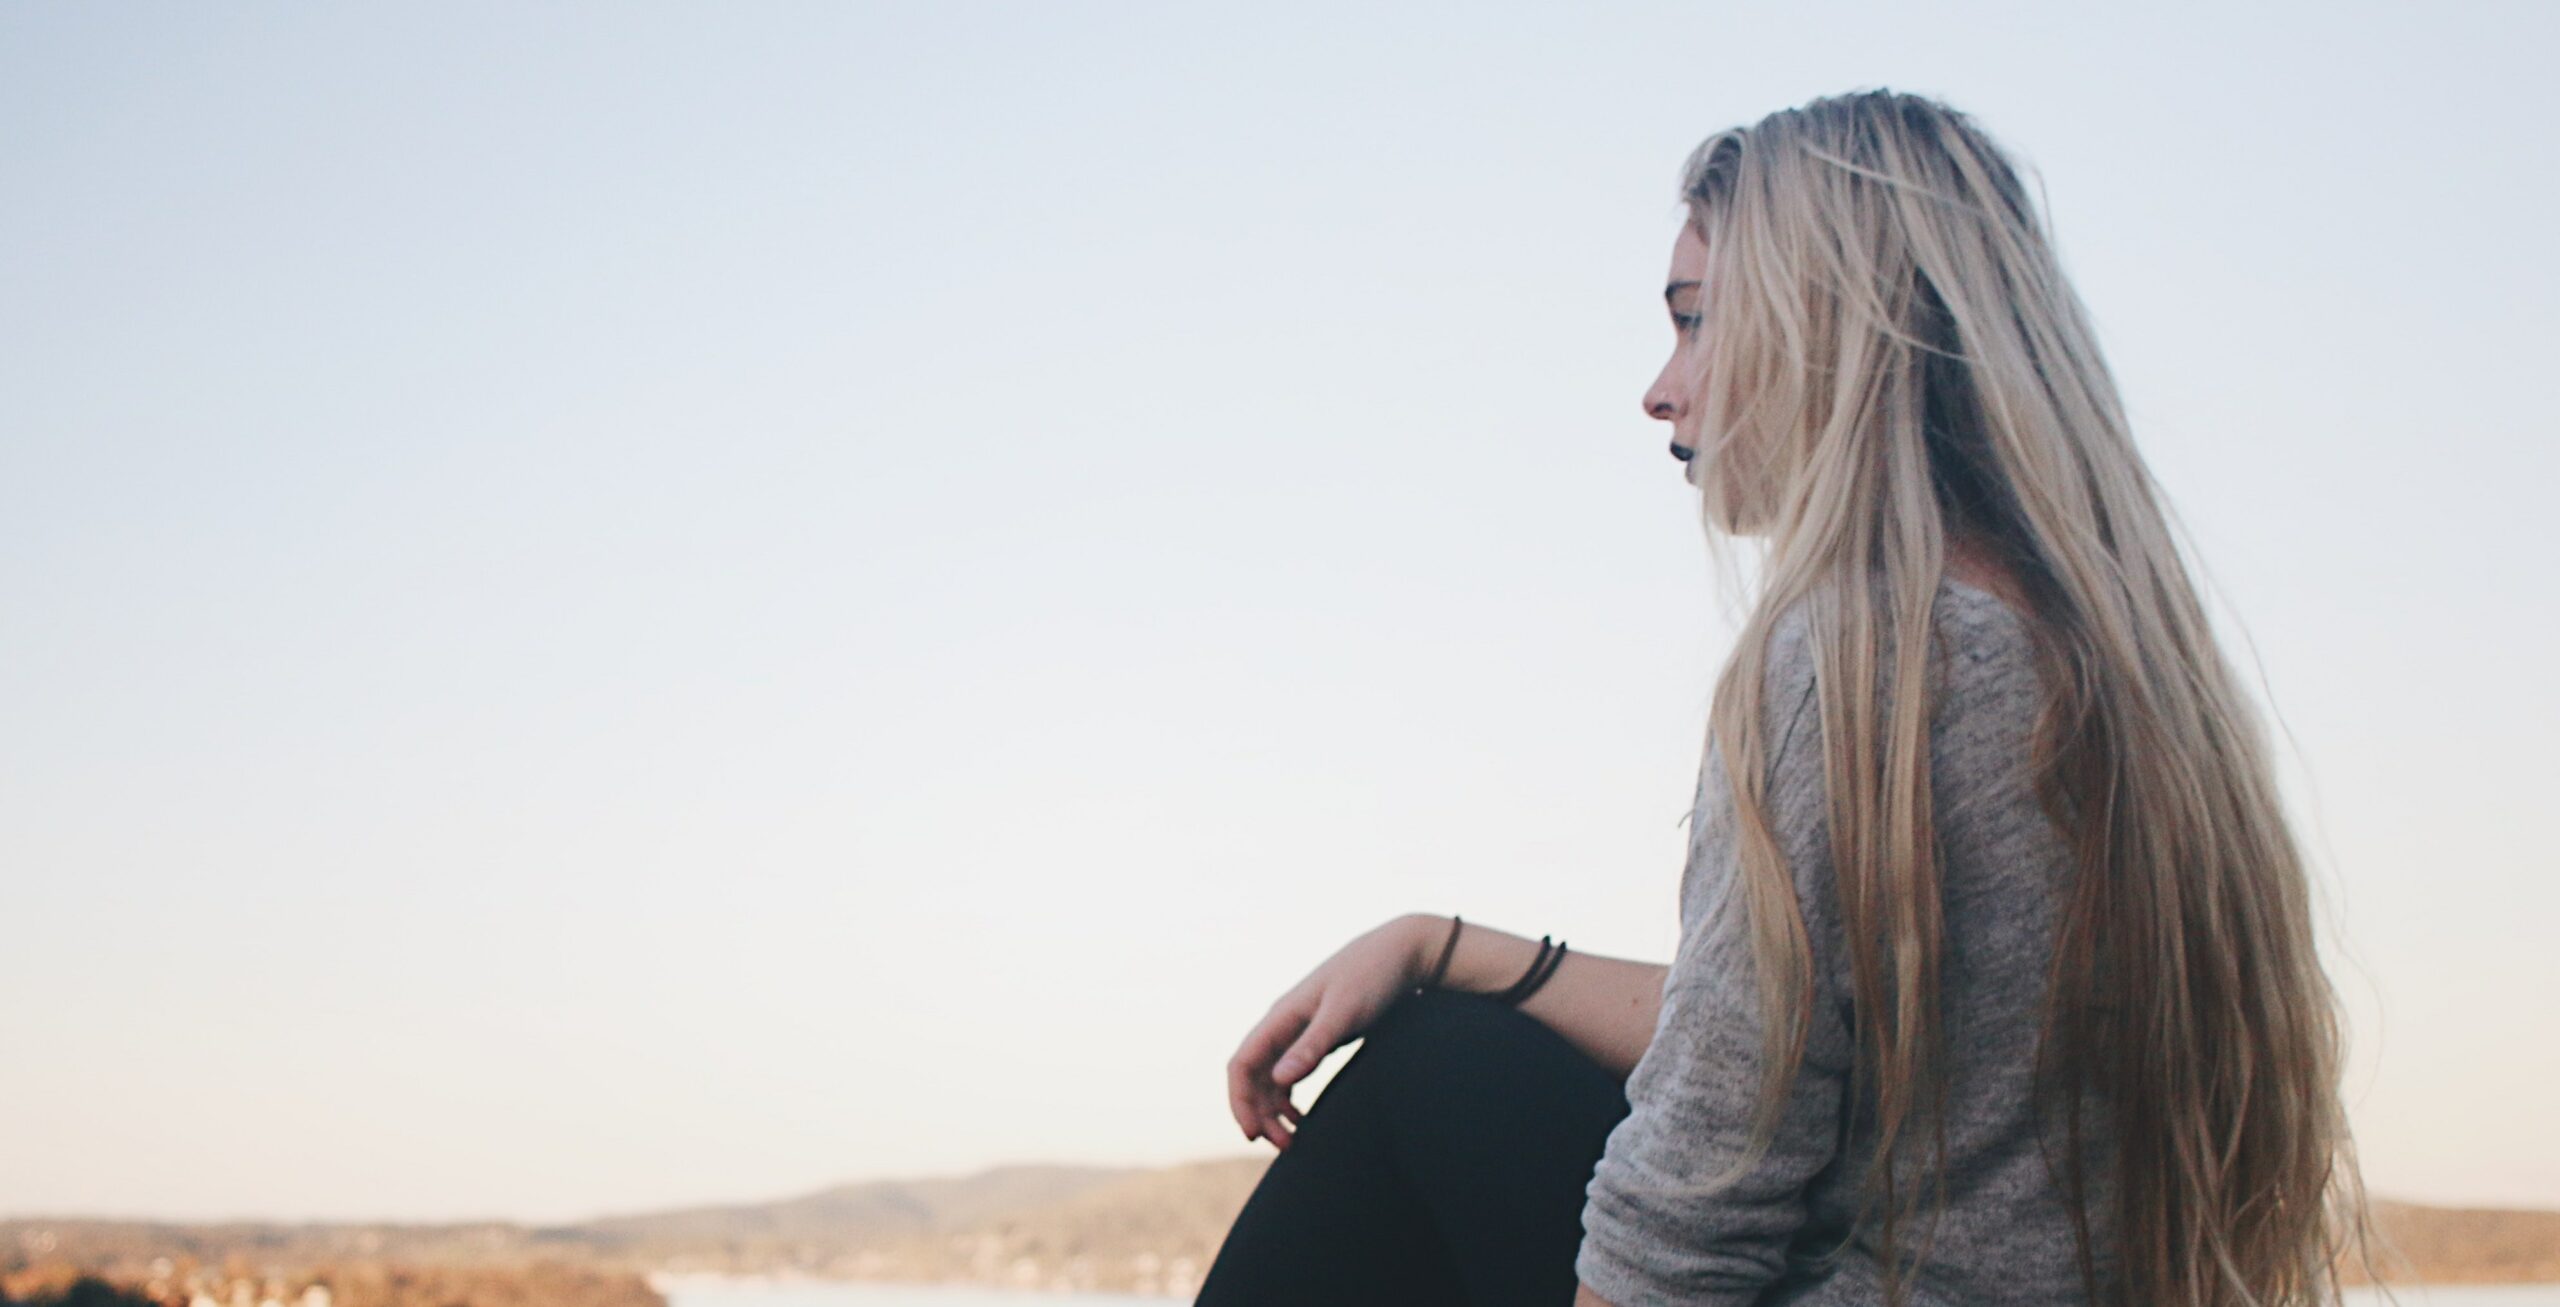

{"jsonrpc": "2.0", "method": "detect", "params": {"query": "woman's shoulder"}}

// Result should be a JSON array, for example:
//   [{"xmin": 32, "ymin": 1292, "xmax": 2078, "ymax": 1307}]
[
  {"xmin": 1928, "ymin": 579, "xmax": 2063, "ymax": 864},
  {"xmin": 1736, "ymin": 575, "xmax": 2045, "ymax": 794},
  {"xmin": 1754, "ymin": 575, "xmax": 2047, "ymax": 776},
  {"xmin": 1758, "ymin": 574, "xmax": 2041, "ymax": 684},
  {"xmin": 1938, "ymin": 574, "xmax": 2036, "ymax": 653},
  {"xmin": 1932, "ymin": 575, "xmax": 2047, "ymax": 720}
]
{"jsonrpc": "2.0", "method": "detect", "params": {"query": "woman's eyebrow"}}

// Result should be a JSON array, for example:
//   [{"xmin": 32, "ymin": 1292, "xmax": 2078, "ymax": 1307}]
[{"xmin": 1664, "ymin": 279, "xmax": 1700, "ymax": 304}]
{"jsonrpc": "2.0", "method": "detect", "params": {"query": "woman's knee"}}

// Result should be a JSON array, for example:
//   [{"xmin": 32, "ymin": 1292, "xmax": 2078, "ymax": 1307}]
[
  {"xmin": 1351, "ymin": 989, "xmax": 1568, "ymax": 1104},
  {"xmin": 1360, "ymin": 987, "xmax": 1629, "ymax": 1133},
  {"xmin": 1302, "ymin": 989, "xmax": 1500, "ymax": 1121}
]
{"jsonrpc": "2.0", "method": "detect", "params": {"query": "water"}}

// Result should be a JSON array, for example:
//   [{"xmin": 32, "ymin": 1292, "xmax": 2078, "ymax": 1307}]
[{"xmin": 658, "ymin": 1276, "xmax": 2560, "ymax": 1307}]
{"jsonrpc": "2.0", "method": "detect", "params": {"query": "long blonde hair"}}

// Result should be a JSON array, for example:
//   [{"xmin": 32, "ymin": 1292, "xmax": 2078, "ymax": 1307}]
[{"xmin": 1680, "ymin": 88, "xmax": 2380, "ymax": 1306}]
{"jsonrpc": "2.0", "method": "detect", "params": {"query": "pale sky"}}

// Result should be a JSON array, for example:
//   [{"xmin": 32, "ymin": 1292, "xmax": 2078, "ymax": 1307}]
[{"xmin": 4, "ymin": 2, "xmax": 2555, "ymax": 1224}]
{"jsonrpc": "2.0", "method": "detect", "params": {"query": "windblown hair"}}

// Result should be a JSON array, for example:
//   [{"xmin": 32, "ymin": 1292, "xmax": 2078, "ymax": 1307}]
[{"xmin": 1678, "ymin": 88, "xmax": 2381, "ymax": 1306}]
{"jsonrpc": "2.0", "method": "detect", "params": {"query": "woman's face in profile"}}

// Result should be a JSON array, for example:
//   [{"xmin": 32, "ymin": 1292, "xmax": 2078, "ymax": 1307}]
[{"xmin": 1645, "ymin": 223, "xmax": 1710, "ymax": 490}]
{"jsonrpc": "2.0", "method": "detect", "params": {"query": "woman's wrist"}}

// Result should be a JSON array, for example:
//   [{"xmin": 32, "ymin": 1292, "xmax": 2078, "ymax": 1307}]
[
  {"xmin": 1397, "ymin": 912, "xmax": 1457, "ymax": 989},
  {"xmin": 1395, "ymin": 914, "xmax": 1566, "ymax": 1006}
]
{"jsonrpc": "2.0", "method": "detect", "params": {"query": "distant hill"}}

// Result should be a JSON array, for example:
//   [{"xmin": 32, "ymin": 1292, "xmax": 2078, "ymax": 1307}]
[
  {"xmin": 576, "ymin": 1161, "xmax": 1134, "ymax": 1250},
  {"xmin": 7, "ymin": 1159, "xmax": 2555, "ymax": 1298},
  {"xmin": 573, "ymin": 1157, "xmax": 1271, "ymax": 1294},
  {"xmin": 836, "ymin": 1157, "xmax": 1271, "ymax": 1294},
  {"xmin": 2355, "ymin": 1198, "xmax": 2560, "ymax": 1286}
]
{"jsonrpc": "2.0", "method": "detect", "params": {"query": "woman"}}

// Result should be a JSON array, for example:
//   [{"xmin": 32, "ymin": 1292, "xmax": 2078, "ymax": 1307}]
[{"xmin": 1194, "ymin": 88, "xmax": 2380, "ymax": 1307}]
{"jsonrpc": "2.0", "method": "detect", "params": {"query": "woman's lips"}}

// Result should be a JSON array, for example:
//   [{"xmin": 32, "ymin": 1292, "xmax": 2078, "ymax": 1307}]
[{"xmin": 1669, "ymin": 441, "xmax": 1694, "ymax": 462}]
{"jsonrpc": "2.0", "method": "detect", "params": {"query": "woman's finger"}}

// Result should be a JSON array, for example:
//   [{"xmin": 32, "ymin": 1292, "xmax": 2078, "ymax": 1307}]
[
  {"xmin": 1228, "ymin": 1002, "xmax": 1311, "ymax": 1133},
  {"xmin": 1237, "ymin": 1000, "xmax": 1310, "ymax": 1080},
  {"xmin": 1272, "ymin": 999, "xmax": 1343, "ymax": 1086}
]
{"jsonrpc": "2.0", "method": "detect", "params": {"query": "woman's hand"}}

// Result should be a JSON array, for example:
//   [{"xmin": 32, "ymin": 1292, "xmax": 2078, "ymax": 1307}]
[{"xmin": 1226, "ymin": 913, "xmax": 1438, "ymax": 1153}]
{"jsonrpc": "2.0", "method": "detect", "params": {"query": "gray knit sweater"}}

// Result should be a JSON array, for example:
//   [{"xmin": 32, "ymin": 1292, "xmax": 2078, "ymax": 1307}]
[{"xmin": 1575, "ymin": 578, "xmax": 2118, "ymax": 1306}]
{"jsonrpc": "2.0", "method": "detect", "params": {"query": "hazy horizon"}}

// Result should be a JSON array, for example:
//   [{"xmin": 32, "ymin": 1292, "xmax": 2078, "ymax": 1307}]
[
  {"xmin": 6, "ymin": 2, "xmax": 2555, "ymax": 1224},
  {"xmin": 5, "ymin": 1153, "xmax": 2557, "ymax": 1230}
]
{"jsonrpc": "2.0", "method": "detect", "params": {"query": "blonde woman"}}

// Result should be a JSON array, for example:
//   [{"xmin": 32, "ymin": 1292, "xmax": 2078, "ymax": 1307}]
[{"xmin": 1196, "ymin": 88, "xmax": 2380, "ymax": 1307}]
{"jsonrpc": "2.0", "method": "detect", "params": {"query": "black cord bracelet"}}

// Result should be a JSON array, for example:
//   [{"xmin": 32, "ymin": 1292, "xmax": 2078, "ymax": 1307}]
[
  {"xmin": 1493, "ymin": 935, "xmax": 1566, "ymax": 1006},
  {"xmin": 1509, "ymin": 938, "xmax": 1568, "ymax": 1005},
  {"xmin": 1492, "ymin": 937, "xmax": 1552, "ymax": 1004},
  {"xmin": 1417, "ymin": 914, "xmax": 1464, "ymax": 994}
]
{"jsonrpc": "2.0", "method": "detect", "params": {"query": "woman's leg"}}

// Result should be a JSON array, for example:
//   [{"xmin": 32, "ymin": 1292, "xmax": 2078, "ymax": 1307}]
[{"xmin": 1193, "ymin": 986, "xmax": 1634, "ymax": 1306}]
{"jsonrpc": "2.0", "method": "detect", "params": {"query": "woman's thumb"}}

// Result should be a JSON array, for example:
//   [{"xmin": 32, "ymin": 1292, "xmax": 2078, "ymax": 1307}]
[{"xmin": 1273, "ymin": 1036, "xmax": 1323, "ymax": 1083}]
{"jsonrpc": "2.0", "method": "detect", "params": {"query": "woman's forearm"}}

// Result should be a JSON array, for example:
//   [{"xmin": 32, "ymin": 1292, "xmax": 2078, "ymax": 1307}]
[{"xmin": 1398, "ymin": 913, "xmax": 1667, "ymax": 1083}]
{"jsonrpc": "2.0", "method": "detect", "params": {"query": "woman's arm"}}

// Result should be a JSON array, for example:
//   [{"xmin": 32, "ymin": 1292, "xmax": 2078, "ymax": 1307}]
[
  {"xmin": 1395, "ymin": 912, "xmax": 1667, "ymax": 1083},
  {"xmin": 1572, "ymin": 609, "xmax": 1849, "ymax": 1303}
]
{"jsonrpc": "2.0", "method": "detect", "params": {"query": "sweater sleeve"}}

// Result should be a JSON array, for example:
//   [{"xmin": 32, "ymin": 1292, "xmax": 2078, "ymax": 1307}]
[{"xmin": 1575, "ymin": 616, "xmax": 1857, "ymax": 1307}]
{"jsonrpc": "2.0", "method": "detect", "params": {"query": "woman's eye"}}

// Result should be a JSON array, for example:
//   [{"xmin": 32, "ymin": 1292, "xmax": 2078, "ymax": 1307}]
[{"xmin": 1673, "ymin": 314, "xmax": 1701, "ymax": 333}]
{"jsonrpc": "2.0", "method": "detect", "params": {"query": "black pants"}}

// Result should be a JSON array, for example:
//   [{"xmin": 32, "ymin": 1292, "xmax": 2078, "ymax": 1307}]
[{"xmin": 1194, "ymin": 985, "xmax": 1635, "ymax": 1306}]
